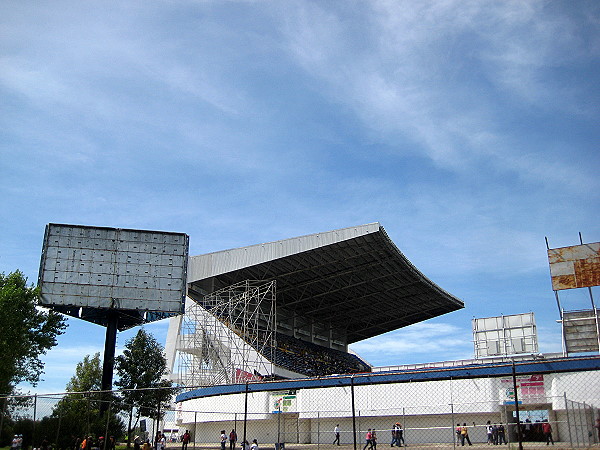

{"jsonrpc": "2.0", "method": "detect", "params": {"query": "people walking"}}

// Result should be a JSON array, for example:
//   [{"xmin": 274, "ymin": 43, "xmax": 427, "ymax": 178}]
[
  {"xmin": 396, "ymin": 424, "xmax": 405, "ymax": 447},
  {"xmin": 390, "ymin": 424, "xmax": 398, "ymax": 447},
  {"xmin": 221, "ymin": 431, "xmax": 227, "ymax": 450},
  {"xmin": 460, "ymin": 423, "xmax": 472, "ymax": 446},
  {"xmin": 486, "ymin": 421, "xmax": 493, "ymax": 445},
  {"xmin": 497, "ymin": 424, "xmax": 506, "ymax": 445},
  {"xmin": 363, "ymin": 429, "xmax": 373, "ymax": 450},
  {"xmin": 333, "ymin": 424, "xmax": 340, "ymax": 446},
  {"xmin": 229, "ymin": 430, "xmax": 237, "ymax": 450},
  {"xmin": 542, "ymin": 420, "xmax": 554, "ymax": 445},
  {"xmin": 182, "ymin": 431, "xmax": 190, "ymax": 450}
]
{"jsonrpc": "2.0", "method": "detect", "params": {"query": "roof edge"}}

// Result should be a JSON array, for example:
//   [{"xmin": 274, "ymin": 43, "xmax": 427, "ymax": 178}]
[{"xmin": 187, "ymin": 223, "xmax": 381, "ymax": 282}]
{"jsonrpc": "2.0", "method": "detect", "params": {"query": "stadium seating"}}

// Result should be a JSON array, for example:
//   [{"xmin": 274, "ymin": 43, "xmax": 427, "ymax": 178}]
[{"xmin": 258, "ymin": 332, "xmax": 371, "ymax": 377}]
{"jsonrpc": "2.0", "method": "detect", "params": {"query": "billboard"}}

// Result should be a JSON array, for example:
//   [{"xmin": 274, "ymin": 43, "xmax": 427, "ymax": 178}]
[
  {"xmin": 547, "ymin": 242, "xmax": 600, "ymax": 290},
  {"xmin": 473, "ymin": 313, "xmax": 538, "ymax": 359},
  {"xmin": 500, "ymin": 374, "xmax": 545, "ymax": 405},
  {"xmin": 271, "ymin": 391, "xmax": 297, "ymax": 413},
  {"xmin": 38, "ymin": 224, "xmax": 189, "ymax": 330},
  {"xmin": 562, "ymin": 309, "xmax": 600, "ymax": 354}
]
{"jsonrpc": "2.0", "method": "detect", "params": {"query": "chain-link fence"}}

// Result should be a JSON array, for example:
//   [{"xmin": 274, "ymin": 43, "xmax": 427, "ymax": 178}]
[{"xmin": 2, "ymin": 360, "xmax": 600, "ymax": 449}]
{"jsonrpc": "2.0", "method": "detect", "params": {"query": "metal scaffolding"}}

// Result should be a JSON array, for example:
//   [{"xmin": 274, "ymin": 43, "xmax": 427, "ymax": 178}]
[{"xmin": 177, "ymin": 280, "xmax": 275, "ymax": 387}]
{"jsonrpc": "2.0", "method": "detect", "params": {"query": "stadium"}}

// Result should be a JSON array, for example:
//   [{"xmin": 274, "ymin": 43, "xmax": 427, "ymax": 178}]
[
  {"xmin": 163, "ymin": 223, "xmax": 600, "ymax": 448},
  {"xmin": 165, "ymin": 222, "xmax": 463, "ymax": 383}
]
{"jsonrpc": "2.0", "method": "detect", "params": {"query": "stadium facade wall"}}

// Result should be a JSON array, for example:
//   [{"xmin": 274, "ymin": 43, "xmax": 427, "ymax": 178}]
[{"xmin": 174, "ymin": 359, "xmax": 600, "ymax": 446}]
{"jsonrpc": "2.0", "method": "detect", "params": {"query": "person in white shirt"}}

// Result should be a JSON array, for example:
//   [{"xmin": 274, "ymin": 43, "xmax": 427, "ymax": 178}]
[
  {"xmin": 333, "ymin": 425, "xmax": 340, "ymax": 446},
  {"xmin": 220, "ymin": 431, "xmax": 227, "ymax": 450}
]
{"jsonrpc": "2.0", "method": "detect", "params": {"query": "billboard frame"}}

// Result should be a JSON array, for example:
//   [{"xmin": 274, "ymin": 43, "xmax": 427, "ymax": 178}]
[
  {"xmin": 38, "ymin": 223, "xmax": 189, "ymax": 409},
  {"xmin": 38, "ymin": 223, "xmax": 189, "ymax": 330},
  {"xmin": 472, "ymin": 313, "xmax": 538, "ymax": 359},
  {"xmin": 546, "ymin": 233, "xmax": 599, "ymax": 356}
]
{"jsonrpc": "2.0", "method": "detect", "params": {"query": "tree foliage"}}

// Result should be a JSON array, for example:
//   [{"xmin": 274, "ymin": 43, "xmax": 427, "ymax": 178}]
[
  {"xmin": 0, "ymin": 270, "xmax": 67, "ymax": 395},
  {"xmin": 52, "ymin": 353, "xmax": 124, "ymax": 444},
  {"xmin": 115, "ymin": 329, "xmax": 174, "ymax": 446},
  {"xmin": 66, "ymin": 353, "xmax": 103, "ymax": 392}
]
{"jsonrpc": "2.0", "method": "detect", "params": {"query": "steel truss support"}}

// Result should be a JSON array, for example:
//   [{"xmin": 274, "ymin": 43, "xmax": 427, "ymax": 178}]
[{"xmin": 177, "ymin": 280, "xmax": 275, "ymax": 387}]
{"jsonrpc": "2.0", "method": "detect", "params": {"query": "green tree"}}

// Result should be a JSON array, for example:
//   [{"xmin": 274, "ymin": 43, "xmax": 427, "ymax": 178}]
[
  {"xmin": 66, "ymin": 353, "xmax": 102, "ymax": 392},
  {"xmin": 0, "ymin": 270, "xmax": 67, "ymax": 395},
  {"xmin": 115, "ymin": 329, "xmax": 174, "ymax": 447},
  {"xmin": 52, "ymin": 353, "xmax": 124, "ymax": 446}
]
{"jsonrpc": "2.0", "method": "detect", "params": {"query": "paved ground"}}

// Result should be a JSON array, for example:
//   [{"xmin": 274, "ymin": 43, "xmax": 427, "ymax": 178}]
[{"xmin": 173, "ymin": 443, "xmax": 600, "ymax": 450}]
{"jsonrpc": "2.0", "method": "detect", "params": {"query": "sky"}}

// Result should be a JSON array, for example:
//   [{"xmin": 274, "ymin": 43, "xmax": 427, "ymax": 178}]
[{"xmin": 1, "ymin": 0, "xmax": 598, "ymax": 395}]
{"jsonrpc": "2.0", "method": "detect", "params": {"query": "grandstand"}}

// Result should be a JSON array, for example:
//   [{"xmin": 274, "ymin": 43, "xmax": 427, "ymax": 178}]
[{"xmin": 165, "ymin": 223, "xmax": 464, "ymax": 386}]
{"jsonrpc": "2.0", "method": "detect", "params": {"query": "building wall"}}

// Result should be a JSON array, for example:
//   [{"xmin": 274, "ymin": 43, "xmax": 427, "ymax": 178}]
[{"xmin": 174, "ymin": 368, "xmax": 600, "ymax": 445}]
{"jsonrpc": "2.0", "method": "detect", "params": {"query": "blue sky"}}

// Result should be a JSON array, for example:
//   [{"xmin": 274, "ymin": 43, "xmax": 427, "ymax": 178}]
[{"xmin": 1, "ymin": 0, "xmax": 598, "ymax": 394}]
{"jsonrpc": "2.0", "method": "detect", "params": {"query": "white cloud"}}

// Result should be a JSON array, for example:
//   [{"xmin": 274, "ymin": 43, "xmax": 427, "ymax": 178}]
[
  {"xmin": 278, "ymin": 0, "xmax": 598, "ymax": 192},
  {"xmin": 352, "ymin": 322, "xmax": 473, "ymax": 365}
]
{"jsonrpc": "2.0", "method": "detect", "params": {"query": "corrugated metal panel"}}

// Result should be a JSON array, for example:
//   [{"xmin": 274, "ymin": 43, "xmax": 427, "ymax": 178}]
[
  {"xmin": 188, "ymin": 223, "xmax": 381, "ymax": 282},
  {"xmin": 563, "ymin": 309, "xmax": 600, "ymax": 353},
  {"xmin": 548, "ymin": 242, "xmax": 600, "ymax": 290},
  {"xmin": 185, "ymin": 222, "xmax": 463, "ymax": 343}
]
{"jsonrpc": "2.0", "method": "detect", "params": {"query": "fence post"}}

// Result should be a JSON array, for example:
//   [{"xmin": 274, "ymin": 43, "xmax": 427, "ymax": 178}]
[
  {"xmin": 157, "ymin": 403, "xmax": 161, "ymax": 441},
  {"xmin": 86, "ymin": 394, "xmax": 91, "ymax": 437},
  {"xmin": 351, "ymin": 376, "xmax": 357, "ymax": 450},
  {"xmin": 104, "ymin": 400, "xmax": 112, "ymax": 450},
  {"xmin": 584, "ymin": 402, "xmax": 593, "ymax": 446},
  {"xmin": 33, "ymin": 394, "xmax": 37, "ymax": 449},
  {"xmin": 402, "ymin": 407, "xmax": 406, "ymax": 447},
  {"xmin": 0, "ymin": 396, "xmax": 7, "ymax": 441},
  {"xmin": 576, "ymin": 401, "xmax": 583, "ymax": 446},
  {"xmin": 592, "ymin": 408, "xmax": 600, "ymax": 443},
  {"xmin": 511, "ymin": 362, "xmax": 523, "ymax": 450},
  {"xmin": 55, "ymin": 406, "xmax": 62, "ymax": 448},
  {"xmin": 194, "ymin": 411, "xmax": 197, "ymax": 450},
  {"xmin": 277, "ymin": 400, "xmax": 281, "ymax": 448},
  {"xmin": 317, "ymin": 410, "xmax": 320, "ymax": 449},
  {"xmin": 450, "ymin": 378, "xmax": 456, "ymax": 449},
  {"xmin": 564, "ymin": 392, "xmax": 573, "ymax": 448},
  {"xmin": 243, "ymin": 382, "xmax": 249, "ymax": 448}
]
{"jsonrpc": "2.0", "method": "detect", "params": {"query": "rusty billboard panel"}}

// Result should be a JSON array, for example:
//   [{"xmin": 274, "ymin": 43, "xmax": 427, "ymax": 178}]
[{"xmin": 547, "ymin": 242, "xmax": 600, "ymax": 290}]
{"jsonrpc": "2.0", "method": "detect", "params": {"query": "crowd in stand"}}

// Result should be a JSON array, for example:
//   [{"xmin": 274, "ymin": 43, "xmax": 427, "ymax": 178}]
[{"xmin": 263, "ymin": 332, "xmax": 370, "ymax": 376}]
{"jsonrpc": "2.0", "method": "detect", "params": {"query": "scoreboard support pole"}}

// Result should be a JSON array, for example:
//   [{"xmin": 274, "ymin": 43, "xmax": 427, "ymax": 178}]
[{"xmin": 100, "ymin": 310, "xmax": 119, "ymax": 415}]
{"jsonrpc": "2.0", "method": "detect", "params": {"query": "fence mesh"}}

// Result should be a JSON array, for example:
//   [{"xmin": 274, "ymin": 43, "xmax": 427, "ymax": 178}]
[{"xmin": 2, "ymin": 364, "xmax": 600, "ymax": 449}]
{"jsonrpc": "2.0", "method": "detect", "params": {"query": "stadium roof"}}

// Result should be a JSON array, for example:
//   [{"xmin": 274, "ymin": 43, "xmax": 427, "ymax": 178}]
[{"xmin": 187, "ymin": 223, "xmax": 464, "ymax": 344}]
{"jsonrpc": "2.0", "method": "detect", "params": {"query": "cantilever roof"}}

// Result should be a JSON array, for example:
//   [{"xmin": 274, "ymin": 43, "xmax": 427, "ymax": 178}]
[{"xmin": 187, "ymin": 223, "xmax": 464, "ymax": 343}]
